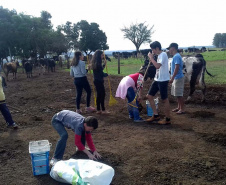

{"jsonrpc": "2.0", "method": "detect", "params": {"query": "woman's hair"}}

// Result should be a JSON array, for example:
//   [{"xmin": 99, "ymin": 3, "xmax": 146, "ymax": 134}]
[
  {"xmin": 72, "ymin": 51, "xmax": 82, "ymax": 66},
  {"xmin": 84, "ymin": 116, "xmax": 98, "ymax": 129},
  {"xmin": 91, "ymin": 50, "xmax": 103, "ymax": 70}
]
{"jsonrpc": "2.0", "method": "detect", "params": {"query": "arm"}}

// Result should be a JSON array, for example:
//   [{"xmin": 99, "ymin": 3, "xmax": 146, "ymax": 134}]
[
  {"xmin": 148, "ymin": 52, "xmax": 161, "ymax": 69},
  {"xmin": 75, "ymin": 134, "xmax": 96, "ymax": 160},
  {"xmin": 86, "ymin": 133, "xmax": 101, "ymax": 159},
  {"xmin": 170, "ymin": 64, "xmax": 180, "ymax": 83},
  {"xmin": 85, "ymin": 133, "xmax": 96, "ymax": 152}
]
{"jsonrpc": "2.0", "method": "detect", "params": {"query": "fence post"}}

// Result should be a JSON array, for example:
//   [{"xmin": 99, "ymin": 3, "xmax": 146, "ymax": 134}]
[{"xmin": 118, "ymin": 55, "xmax": 120, "ymax": 74}]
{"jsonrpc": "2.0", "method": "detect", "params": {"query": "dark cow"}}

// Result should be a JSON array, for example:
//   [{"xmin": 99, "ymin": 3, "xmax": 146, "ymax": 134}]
[
  {"xmin": 47, "ymin": 58, "xmax": 56, "ymax": 72},
  {"xmin": 141, "ymin": 54, "xmax": 157, "ymax": 81},
  {"xmin": 3, "ymin": 61, "xmax": 19, "ymax": 81},
  {"xmin": 37, "ymin": 58, "xmax": 46, "ymax": 75},
  {"xmin": 24, "ymin": 61, "xmax": 33, "ymax": 78},
  {"xmin": 169, "ymin": 54, "xmax": 214, "ymax": 102},
  {"xmin": 105, "ymin": 54, "xmax": 111, "ymax": 62}
]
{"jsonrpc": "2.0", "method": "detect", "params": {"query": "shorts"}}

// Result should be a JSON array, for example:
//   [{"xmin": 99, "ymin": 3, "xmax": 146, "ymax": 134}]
[
  {"xmin": 148, "ymin": 80, "xmax": 169, "ymax": 100},
  {"xmin": 171, "ymin": 77, "xmax": 185, "ymax": 97}
]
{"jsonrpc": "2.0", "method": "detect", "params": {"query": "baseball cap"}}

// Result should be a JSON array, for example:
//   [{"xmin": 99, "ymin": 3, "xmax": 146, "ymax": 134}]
[{"xmin": 166, "ymin": 43, "xmax": 178, "ymax": 50}]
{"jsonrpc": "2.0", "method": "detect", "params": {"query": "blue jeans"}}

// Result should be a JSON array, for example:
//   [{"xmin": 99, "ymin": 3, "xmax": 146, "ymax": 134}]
[
  {"xmin": 51, "ymin": 114, "xmax": 86, "ymax": 159},
  {"xmin": 126, "ymin": 87, "xmax": 140, "ymax": 120},
  {"xmin": 0, "ymin": 103, "xmax": 14, "ymax": 125},
  {"xmin": 52, "ymin": 115, "xmax": 68, "ymax": 160}
]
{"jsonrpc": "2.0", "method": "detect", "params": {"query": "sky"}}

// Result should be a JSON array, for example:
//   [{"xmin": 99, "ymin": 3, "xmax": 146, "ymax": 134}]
[{"xmin": 1, "ymin": 0, "xmax": 226, "ymax": 51}]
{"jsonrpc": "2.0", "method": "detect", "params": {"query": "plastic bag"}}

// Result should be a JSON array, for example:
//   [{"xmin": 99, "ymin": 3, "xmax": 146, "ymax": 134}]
[{"xmin": 50, "ymin": 159, "xmax": 114, "ymax": 185}]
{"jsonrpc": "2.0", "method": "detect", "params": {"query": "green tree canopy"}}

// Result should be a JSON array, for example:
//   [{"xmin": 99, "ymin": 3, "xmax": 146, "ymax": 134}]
[
  {"xmin": 77, "ymin": 20, "xmax": 109, "ymax": 54},
  {"xmin": 213, "ymin": 33, "xmax": 226, "ymax": 48},
  {"xmin": 121, "ymin": 22, "xmax": 154, "ymax": 52}
]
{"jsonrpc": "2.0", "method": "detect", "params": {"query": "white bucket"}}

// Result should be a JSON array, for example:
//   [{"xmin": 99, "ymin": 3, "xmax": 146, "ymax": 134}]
[
  {"xmin": 29, "ymin": 140, "xmax": 52, "ymax": 176},
  {"xmin": 29, "ymin": 140, "xmax": 51, "ymax": 153}
]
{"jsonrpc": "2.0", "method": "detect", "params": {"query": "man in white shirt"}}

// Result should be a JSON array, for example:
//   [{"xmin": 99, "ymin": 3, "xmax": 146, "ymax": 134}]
[{"xmin": 146, "ymin": 41, "xmax": 171, "ymax": 125}]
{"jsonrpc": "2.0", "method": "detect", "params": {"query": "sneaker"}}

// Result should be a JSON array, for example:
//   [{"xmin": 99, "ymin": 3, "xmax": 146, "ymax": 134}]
[
  {"xmin": 146, "ymin": 115, "xmax": 160, "ymax": 122},
  {"xmin": 76, "ymin": 109, "xmax": 82, "ymax": 114},
  {"xmin": 101, "ymin": 110, "xmax": 110, "ymax": 114},
  {"xmin": 7, "ymin": 122, "xmax": 18, "ymax": 129},
  {"xmin": 50, "ymin": 158, "xmax": 60, "ymax": 166},
  {"xmin": 134, "ymin": 118, "xmax": 144, "ymax": 122},
  {"xmin": 158, "ymin": 119, "xmax": 171, "ymax": 125},
  {"xmin": 85, "ymin": 106, "xmax": 96, "ymax": 113}
]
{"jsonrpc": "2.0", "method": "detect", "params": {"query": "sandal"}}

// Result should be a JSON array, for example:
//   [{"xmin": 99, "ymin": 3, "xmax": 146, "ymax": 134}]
[{"xmin": 172, "ymin": 108, "xmax": 179, "ymax": 112}]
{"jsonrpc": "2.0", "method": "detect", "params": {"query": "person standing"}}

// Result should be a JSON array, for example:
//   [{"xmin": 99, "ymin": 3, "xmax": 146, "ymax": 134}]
[
  {"xmin": 70, "ymin": 51, "xmax": 96, "ymax": 114},
  {"xmin": 146, "ymin": 41, "xmax": 171, "ymax": 125},
  {"xmin": 91, "ymin": 50, "xmax": 110, "ymax": 114},
  {"xmin": 50, "ymin": 110, "xmax": 101, "ymax": 166},
  {"xmin": 167, "ymin": 43, "xmax": 185, "ymax": 114},
  {"xmin": 0, "ymin": 75, "xmax": 18, "ymax": 128}
]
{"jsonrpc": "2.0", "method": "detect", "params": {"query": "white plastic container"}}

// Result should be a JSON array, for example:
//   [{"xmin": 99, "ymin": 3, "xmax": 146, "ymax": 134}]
[{"xmin": 29, "ymin": 140, "xmax": 51, "ymax": 176}]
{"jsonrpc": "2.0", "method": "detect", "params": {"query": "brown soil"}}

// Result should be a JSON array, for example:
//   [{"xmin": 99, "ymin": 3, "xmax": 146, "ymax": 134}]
[{"xmin": 1, "ymin": 67, "xmax": 226, "ymax": 185}]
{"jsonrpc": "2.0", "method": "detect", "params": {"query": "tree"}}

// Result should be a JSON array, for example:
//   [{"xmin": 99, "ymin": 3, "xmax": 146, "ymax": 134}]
[
  {"xmin": 77, "ymin": 20, "xmax": 109, "ymax": 55},
  {"xmin": 213, "ymin": 33, "xmax": 226, "ymax": 48},
  {"xmin": 121, "ymin": 22, "xmax": 154, "ymax": 52},
  {"xmin": 0, "ymin": 6, "xmax": 18, "ymax": 60}
]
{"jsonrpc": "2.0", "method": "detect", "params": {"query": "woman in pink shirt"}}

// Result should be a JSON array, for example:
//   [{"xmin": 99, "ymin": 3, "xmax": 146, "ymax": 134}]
[{"xmin": 115, "ymin": 68, "xmax": 145, "ymax": 122}]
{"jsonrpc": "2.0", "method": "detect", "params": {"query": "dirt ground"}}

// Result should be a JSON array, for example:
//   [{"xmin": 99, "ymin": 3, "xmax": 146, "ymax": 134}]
[{"xmin": 1, "ymin": 66, "xmax": 226, "ymax": 185}]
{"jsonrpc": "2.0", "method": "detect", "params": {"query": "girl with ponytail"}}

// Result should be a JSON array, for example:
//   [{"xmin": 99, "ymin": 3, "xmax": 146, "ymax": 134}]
[{"xmin": 70, "ymin": 51, "xmax": 96, "ymax": 113}]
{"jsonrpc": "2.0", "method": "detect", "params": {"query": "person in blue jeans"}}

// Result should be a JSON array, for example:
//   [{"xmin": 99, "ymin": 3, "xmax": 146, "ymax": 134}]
[
  {"xmin": 70, "ymin": 51, "xmax": 96, "ymax": 114},
  {"xmin": 115, "ymin": 68, "xmax": 145, "ymax": 122},
  {"xmin": 50, "ymin": 110, "xmax": 101, "ymax": 166},
  {"xmin": 0, "ymin": 76, "xmax": 18, "ymax": 128}
]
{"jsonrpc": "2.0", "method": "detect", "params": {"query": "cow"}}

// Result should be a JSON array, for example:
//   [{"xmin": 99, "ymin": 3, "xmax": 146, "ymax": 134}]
[
  {"xmin": 24, "ymin": 61, "xmax": 33, "ymax": 78},
  {"xmin": 37, "ymin": 58, "xmax": 46, "ymax": 75},
  {"xmin": 47, "ymin": 58, "xmax": 56, "ymax": 72},
  {"xmin": 169, "ymin": 54, "xmax": 214, "ymax": 102},
  {"xmin": 3, "ymin": 61, "xmax": 19, "ymax": 81},
  {"xmin": 141, "ymin": 54, "xmax": 157, "ymax": 81}
]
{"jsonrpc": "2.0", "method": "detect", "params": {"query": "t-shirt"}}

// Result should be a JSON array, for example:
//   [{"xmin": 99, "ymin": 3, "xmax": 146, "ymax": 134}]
[
  {"xmin": 70, "ymin": 60, "xmax": 87, "ymax": 78},
  {"xmin": 154, "ymin": 52, "xmax": 170, "ymax": 82},
  {"xmin": 128, "ymin": 73, "xmax": 144, "ymax": 89},
  {"xmin": 171, "ymin": 53, "xmax": 184, "ymax": 79},
  {"xmin": 55, "ymin": 110, "xmax": 86, "ymax": 135}
]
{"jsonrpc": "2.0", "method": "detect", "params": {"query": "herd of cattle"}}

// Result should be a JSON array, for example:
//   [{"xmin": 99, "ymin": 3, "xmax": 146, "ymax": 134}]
[
  {"xmin": 1, "ymin": 58, "xmax": 57, "ymax": 81},
  {"xmin": 112, "ymin": 47, "xmax": 214, "ymax": 59}
]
